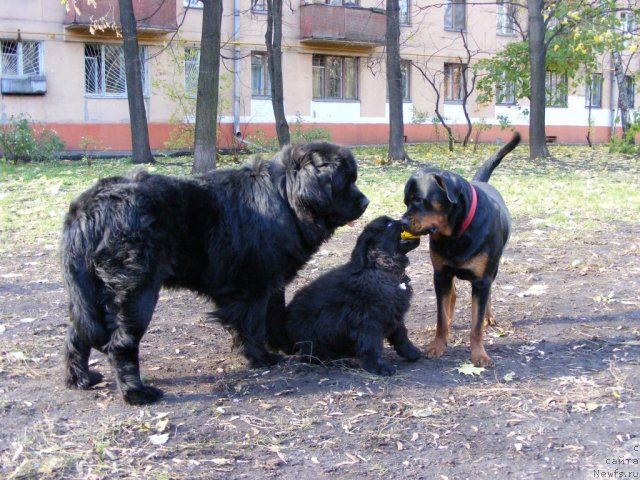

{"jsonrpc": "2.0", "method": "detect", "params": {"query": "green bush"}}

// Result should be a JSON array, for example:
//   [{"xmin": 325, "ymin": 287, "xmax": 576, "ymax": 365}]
[
  {"xmin": 0, "ymin": 115, "xmax": 64, "ymax": 162},
  {"xmin": 290, "ymin": 113, "xmax": 331, "ymax": 144}
]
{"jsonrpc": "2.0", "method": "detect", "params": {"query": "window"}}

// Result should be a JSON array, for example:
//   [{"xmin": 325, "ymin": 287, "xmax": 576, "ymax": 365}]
[
  {"xmin": 84, "ymin": 44, "xmax": 148, "ymax": 97},
  {"xmin": 399, "ymin": 0, "xmax": 410, "ymax": 25},
  {"xmin": 621, "ymin": 12, "xmax": 635, "ymax": 34},
  {"xmin": 183, "ymin": 0, "xmax": 203, "ymax": 8},
  {"xmin": 496, "ymin": 72, "xmax": 515, "ymax": 105},
  {"xmin": 545, "ymin": 71, "xmax": 568, "ymax": 107},
  {"xmin": 251, "ymin": 52, "xmax": 271, "ymax": 97},
  {"xmin": 252, "ymin": 0, "xmax": 267, "ymax": 11},
  {"xmin": 444, "ymin": 63, "xmax": 465, "ymax": 102},
  {"xmin": 496, "ymin": 0, "xmax": 516, "ymax": 36},
  {"xmin": 312, "ymin": 55, "xmax": 358, "ymax": 100},
  {"xmin": 624, "ymin": 75, "xmax": 635, "ymax": 108},
  {"xmin": 1, "ymin": 40, "xmax": 43, "ymax": 77},
  {"xmin": 184, "ymin": 47, "xmax": 199, "ymax": 96},
  {"xmin": 585, "ymin": 73, "xmax": 603, "ymax": 108},
  {"xmin": 401, "ymin": 60, "xmax": 411, "ymax": 101},
  {"xmin": 444, "ymin": 0, "xmax": 466, "ymax": 31},
  {"xmin": 303, "ymin": 0, "xmax": 357, "ymax": 4}
]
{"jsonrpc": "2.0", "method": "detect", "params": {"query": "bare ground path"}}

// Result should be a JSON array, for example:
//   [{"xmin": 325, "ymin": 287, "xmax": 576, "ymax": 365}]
[{"xmin": 1, "ymin": 213, "xmax": 639, "ymax": 479}]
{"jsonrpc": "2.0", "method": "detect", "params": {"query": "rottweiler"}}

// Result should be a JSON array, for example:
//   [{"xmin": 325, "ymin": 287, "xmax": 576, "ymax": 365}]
[{"xmin": 401, "ymin": 133, "xmax": 521, "ymax": 367}]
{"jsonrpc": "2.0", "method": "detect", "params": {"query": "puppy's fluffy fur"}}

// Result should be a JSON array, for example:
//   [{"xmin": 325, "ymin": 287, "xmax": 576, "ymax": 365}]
[{"xmin": 284, "ymin": 216, "xmax": 421, "ymax": 375}]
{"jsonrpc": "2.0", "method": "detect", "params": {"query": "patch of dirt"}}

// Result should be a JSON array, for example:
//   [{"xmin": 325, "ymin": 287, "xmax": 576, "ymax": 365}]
[{"xmin": 1, "ymin": 219, "xmax": 639, "ymax": 479}]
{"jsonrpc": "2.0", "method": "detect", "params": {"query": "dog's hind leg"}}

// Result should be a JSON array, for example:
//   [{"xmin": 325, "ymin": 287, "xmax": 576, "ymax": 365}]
[
  {"xmin": 265, "ymin": 288, "xmax": 288, "ymax": 353},
  {"xmin": 470, "ymin": 279, "xmax": 494, "ymax": 367},
  {"xmin": 484, "ymin": 297, "xmax": 496, "ymax": 326},
  {"xmin": 215, "ymin": 295, "xmax": 283, "ymax": 368},
  {"xmin": 108, "ymin": 287, "xmax": 163, "ymax": 405},
  {"xmin": 64, "ymin": 324, "xmax": 104, "ymax": 389}
]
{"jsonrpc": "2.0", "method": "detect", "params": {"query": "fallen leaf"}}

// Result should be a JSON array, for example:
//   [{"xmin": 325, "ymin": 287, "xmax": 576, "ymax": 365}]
[
  {"xmin": 503, "ymin": 371, "xmax": 516, "ymax": 382},
  {"xmin": 517, "ymin": 284, "xmax": 548, "ymax": 297},
  {"xmin": 149, "ymin": 433, "xmax": 169, "ymax": 445},
  {"xmin": 586, "ymin": 402, "xmax": 600, "ymax": 412},
  {"xmin": 412, "ymin": 408, "xmax": 434, "ymax": 418},
  {"xmin": 457, "ymin": 362, "xmax": 485, "ymax": 376},
  {"xmin": 155, "ymin": 418, "xmax": 169, "ymax": 433}
]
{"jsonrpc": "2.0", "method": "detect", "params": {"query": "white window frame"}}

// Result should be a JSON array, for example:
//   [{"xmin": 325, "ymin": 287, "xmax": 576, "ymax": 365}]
[
  {"xmin": 184, "ymin": 0, "xmax": 203, "ymax": 8},
  {"xmin": 252, "ymin": 0, "xmax": 268, "ymax": 11},
  {"xmin": 84, "ymin": 43, "xmax": 149, "ymax": 98},
  {"xmin": 585, "ymin": 73, "xmax": 603, "ymax": 108},
  {"xmin": 496, "ymin": 72, "xmax": 516, "ymax": 105},
  {"xmin": 251, "ymin": 52, "xmax": 271, "ymax": 97},
  {"xmin": 401, "ymin": 60, "xmax": 411, "ymax": 101},
  {"xmin": 1, "ymin": 40, "xmax": 44, "ymax": 77},
  {"xmin": 312, "ymin": 55, "xmax": 358, "ymax": 100},
  {"xmin": 399, "ymin": 0, "xmax": 410, "ymax": 25},
  {"xmin": 496, "ymin": 0, "xmax": 516, "ymax": 36},
  {"xmin": 184, "ymin": 47, "xmax": 199, "ymax": 96},
  {"xmin": 444, "ymin": 62, "xmax": 465, "ymax": 102},
  {"xmin": 621, "ymin": 12, "xmax": 635, "ymax": 34},
  {"xmin": 545, "ymin": 71, "xmax": 568, "ymax": 108},
  {"xmin": 444, "ymin": 0, "xmax": 466, "ymax": 31}
]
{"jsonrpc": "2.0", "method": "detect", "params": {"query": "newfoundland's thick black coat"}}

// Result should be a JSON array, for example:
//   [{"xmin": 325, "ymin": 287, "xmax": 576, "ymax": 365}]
[
  {"xmin": 284, "ymin": 216, "xmax": 422, "ymax": 376},
  {"xmin": 61, "ymin": 142, "xmax": 369, "ymax": 404}
]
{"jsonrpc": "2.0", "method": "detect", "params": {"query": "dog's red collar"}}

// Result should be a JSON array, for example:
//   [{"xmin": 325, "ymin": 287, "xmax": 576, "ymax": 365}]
[{"xmin": 458, "ymin": 185, "xmax": 477, "ymax": 236}]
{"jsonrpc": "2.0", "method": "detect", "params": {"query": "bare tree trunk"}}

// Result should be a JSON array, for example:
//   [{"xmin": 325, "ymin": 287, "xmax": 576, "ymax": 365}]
[
  {"xmin": 119, "ymin": 0, "xmax": 154, "ymax": 164},
  {"xmin": 386, "ymin": 0, "xmax": 406, "ymax": 162},
  {"xmin": 612, "ymin": 50, "xmax": 633, "ymax": 141},
  {"xmin": 193, "ymin": 0, "xmax": 223, "ymax": 174},
  {"xmin": 266, "ymin": 0, "xmax": 290, "ymax": 147},
  {"xmin": 459, "ymin": 32, "xmax": 477, "ymax": 148},
  {"xmin": 527, "ymin": 0, "xmax": 550, "ymax": 159}
]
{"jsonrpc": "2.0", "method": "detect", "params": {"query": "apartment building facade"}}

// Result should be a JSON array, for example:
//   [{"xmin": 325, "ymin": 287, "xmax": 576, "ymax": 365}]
[{"xmin": 0, "ymin": 0, "xmax": 635, "ymax": 152}]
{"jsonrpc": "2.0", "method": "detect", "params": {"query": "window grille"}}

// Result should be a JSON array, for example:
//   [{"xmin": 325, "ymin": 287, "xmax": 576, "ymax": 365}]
[
  {"xmin": 84, "ymin": 44, "xmax": 148, "ymax": 97},
  {"xmin": 1, "ymin": 40, "xmax": 43, "ymax": 76}
]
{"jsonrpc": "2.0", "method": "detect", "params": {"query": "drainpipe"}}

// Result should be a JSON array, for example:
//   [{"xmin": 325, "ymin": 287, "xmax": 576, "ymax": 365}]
[{"xmin": 233, "ymin": 0, "xmax": 241, "ymax": 138}]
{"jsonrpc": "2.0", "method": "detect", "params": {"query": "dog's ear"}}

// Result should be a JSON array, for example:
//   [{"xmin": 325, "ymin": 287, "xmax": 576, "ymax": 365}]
[
  {"xmin": 349, "ymin": 228, "xmax": 373, "ymax": 273},
  {"xmin": 434, "ymin": 173, "xmax": 463, "ymax": 204}
]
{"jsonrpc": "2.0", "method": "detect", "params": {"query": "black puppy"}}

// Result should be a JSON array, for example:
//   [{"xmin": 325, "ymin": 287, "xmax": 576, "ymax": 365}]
[
  {"xmin": 401, "ymin": 133, "xmax": 520, "ymax": 367},
  {"xmin": 61, "ymin": 142, "xmax": 369, "ymax": 404},
  {"xmin": 284, "ymin": 216, "xmax": 422, "ymax": 375}
]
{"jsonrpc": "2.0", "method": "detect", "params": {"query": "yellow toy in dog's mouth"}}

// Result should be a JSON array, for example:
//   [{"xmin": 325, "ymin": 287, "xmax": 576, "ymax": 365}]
[{"xmin": 400, "ymin": 230, "xmax": 421, "ymax": 241}]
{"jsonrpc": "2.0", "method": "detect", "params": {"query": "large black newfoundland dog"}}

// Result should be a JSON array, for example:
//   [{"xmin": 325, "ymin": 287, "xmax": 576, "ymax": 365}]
[
  {"xmin": 61, "ymin": 142, "xmax": 369, "ymax": 404},
  {"xmin": 284, "ymin": 216, "xmax": 422, "ymax": 375}
]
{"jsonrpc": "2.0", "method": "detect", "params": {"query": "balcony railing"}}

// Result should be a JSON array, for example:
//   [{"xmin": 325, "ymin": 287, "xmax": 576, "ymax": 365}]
[
  {"xmin": 64, "ymin": 0, "xmax": 177, "ymax": 35},
  {"xmin": 299, "ymin": 3, "xmax": 386, "ymax": 47}
]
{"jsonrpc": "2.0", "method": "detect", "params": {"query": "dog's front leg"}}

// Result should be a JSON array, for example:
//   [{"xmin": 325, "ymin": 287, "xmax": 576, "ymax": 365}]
[
  {"xmin": 356, "ymin": 324, "xmax": 395, "ymax": 376},
  {"xmin": 427, "ymin": 269, "xmax": 455, "ymax": 359},
  {"xmin": 388, "ymin": 323, "xmax": 421, "ymax": 361},
  {"xmin": 470, "ymin": 278, "xmax": 494, "ymax": 367}
]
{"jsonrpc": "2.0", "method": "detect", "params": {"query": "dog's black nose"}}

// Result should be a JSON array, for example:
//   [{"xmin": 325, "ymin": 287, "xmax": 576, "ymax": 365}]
[
  {"xmin": 400, "ymin": 216, "xmax": 411, "ymax": 230},
  {"xmin": 360, "ymin": 196, "xmax": 370, "ymax": 210}
]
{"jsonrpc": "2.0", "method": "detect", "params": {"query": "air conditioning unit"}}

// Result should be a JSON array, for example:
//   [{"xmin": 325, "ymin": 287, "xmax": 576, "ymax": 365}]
[{"xmin": 1, "ymin": 75, "xmax": 47, "ymax": 95}]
